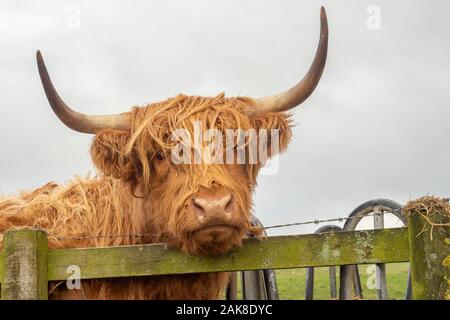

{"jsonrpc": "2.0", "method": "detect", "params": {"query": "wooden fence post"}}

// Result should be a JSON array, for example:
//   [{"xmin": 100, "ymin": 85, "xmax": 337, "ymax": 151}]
[
  {"xmin": 406, "ymin": 199, "xmax": 450, "ymax": 300},
  {"xmin": 1, "ymin": 229, "xmax": 48, "ymax": 300}
]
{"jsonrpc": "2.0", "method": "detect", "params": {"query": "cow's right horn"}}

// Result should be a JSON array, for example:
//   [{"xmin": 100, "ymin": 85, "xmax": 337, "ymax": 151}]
[
  {"xmin": 36, "ymin": 50, "xmax": 131, "ymax": 134},
  {"xmin": 247, "ymin": 7, "xmax": 328, "ymax": 115}
]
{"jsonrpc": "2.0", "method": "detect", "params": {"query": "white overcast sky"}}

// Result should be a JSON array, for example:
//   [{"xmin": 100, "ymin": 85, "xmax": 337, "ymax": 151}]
[{"xmin": 0, "ymin": 0, "xmax": 448, "ymax": 235}]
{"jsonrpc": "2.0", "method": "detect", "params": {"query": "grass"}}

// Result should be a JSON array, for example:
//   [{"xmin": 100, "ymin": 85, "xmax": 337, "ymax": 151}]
[
  {"xmin": 275, "ymin": 262, "xmax": 410, "ymax": 300},
  {"xmin": 231, "ymin": 262, "xmax": 410, "ymax": 300}
]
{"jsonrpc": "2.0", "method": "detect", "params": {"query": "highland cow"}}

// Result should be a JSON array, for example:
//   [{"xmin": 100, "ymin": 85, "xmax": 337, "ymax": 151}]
[{"xmin": 0, "ymin": 8, "xmax": 328, "ymax": 299}]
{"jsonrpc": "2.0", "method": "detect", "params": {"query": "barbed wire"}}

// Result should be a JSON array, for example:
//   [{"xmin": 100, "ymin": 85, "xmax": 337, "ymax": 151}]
[
  {"xmin": 261, "ymin": 212, "xmax": 381, "ymax": 230},
  {"xmin": 37, "ymin": 208, "xmax": 403, "ymax": 240},
  {"xmin": 8, "ymin": 198, "xmax": 449, "ymax": 241}
]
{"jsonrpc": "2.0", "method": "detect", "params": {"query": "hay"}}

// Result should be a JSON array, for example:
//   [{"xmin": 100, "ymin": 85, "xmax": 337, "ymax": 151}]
[
  {"xmin": 403, "ymin": 196, "xmax": 450, "ymax": 240},
  {"xmin": 403, "ymin": 196, "xmax": 450, "ymax": 226}
]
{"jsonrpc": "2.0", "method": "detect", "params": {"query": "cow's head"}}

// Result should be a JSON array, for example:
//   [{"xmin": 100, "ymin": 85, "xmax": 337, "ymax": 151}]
[{"xmin": 36, "ymin": 8, "xmax": 328, "ymax": 255}]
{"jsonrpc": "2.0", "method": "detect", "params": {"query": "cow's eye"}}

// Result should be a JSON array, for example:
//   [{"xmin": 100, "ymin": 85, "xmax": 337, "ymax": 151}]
[{"xmin": 155, "ymin": 152, "xmax": 164, "ymax": 161}]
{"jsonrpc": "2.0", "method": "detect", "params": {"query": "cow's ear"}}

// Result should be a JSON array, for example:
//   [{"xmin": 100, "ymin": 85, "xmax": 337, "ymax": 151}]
[
  {"xmin": 250, "ymin": 112, "xmax": 293, "ymax": 157},
  {"xmin": 90, "ymin": 130, "xmax": 135, "ymax": 179}
]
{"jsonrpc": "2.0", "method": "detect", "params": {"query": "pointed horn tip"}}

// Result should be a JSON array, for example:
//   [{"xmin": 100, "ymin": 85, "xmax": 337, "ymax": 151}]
[
  {"xmin": 320, "ymin": 7, "xmax": 327, "ymax": 22},
  {"xmin": 320, "ymin": 7, "xmax": 328, "ymax": 37},
  {"xmin": 36, "ymin": 50, "xmax": 46, "ymax": 70},
  {"xmin": 320, "ymin": 7, "xmax": 328, "ymax": 25}
]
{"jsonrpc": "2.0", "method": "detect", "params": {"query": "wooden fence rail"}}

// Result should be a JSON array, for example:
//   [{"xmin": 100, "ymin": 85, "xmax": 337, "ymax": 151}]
[{"xmin": 0, "ymin": 213, "xmax": 448, "ymax": 300}]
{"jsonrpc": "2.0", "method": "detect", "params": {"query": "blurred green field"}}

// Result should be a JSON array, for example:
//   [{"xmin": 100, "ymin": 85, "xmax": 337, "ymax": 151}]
[
  {"xmin": 231, "ymin": 262, "xmax": 410, "ymax": 300},
  {"xmin": 275, "ymin": 262, "xmax": 410, "ymax": 300}
]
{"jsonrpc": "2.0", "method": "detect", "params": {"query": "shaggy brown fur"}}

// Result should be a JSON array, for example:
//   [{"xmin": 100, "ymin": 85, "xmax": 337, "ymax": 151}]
[{"xmin": 0, "ymin": 93, "xmax": 292, "ymax": 299}]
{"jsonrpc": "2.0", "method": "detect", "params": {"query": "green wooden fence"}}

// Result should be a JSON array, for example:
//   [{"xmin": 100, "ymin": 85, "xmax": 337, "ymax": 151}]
[{"xmin": 0, "ymin": 213, "xmax": 448, "ymax": 300}]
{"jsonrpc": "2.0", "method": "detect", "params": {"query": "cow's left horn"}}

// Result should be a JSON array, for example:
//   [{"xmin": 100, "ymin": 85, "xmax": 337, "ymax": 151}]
[
  {"xmin": 36, "ymin": 50, "xmax": 131, "ymax": 134},
  {"xmin": 247, "ymin": 7, "xmax": 328, "ymax": 115}
]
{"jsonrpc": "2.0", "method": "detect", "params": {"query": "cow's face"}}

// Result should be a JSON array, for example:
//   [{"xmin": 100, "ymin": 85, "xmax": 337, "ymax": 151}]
[{"xmin": 90, "ymin": 94, "xmax": 292, "ymax": 255}]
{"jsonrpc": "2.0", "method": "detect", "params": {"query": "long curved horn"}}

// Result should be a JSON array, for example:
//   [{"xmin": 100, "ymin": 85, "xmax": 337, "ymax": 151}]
[
  {"xmin": 248, "ymin": 7, "xmax": 328, "ymax": 115},
  {"xmin": 36, "ymin": 51, "xmax": 131, "ymax": 134}
]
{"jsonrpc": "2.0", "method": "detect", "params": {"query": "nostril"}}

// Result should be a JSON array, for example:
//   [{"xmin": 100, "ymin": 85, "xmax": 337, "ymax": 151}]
[
  {"xmin": 192, "ymin": 198, "xmax": 206, "ymax": 216},
  {"xmin": 224, "ymin": 194, "xmax": 234, "ymax": 212}
]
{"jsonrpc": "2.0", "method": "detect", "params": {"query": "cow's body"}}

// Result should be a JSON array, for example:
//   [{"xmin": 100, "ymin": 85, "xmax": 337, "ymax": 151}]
[
  {"xmin": 0, "ymin": 176, "xmax": 228, "ymax": 299},
  {"xmin": 0, "ymin": 8, "xmax": 328, "ymax": 300},
  {"xmin": 0, "ymin": 94, "xmax": 291, "ymax": 300}
]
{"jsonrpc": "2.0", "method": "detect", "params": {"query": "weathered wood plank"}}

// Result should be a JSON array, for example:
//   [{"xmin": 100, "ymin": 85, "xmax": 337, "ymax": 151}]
[
  {"xmin": 0, "ymin": 230, "xmax": 48, "ymax": 300},
  {"xmin": 34, "ymin": 228, "xmax": 410, "ymax": 282},
  {"xmin": 407, "ymin": 214, "xmax": 450, "ymax": 299}
]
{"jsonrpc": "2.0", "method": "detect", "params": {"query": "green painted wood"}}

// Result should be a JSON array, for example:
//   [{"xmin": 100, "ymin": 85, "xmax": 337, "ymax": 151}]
[
  {"xmin": 408, "ymin": 214, "xmax": 450, "ymax": 300},
  {"xmin": 38, "ymin": 228, "xmax": 410, "ymax": 282},
  {"xmin": 0, "ymin": 230, "xmax": 48, "ymax": 300}
]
